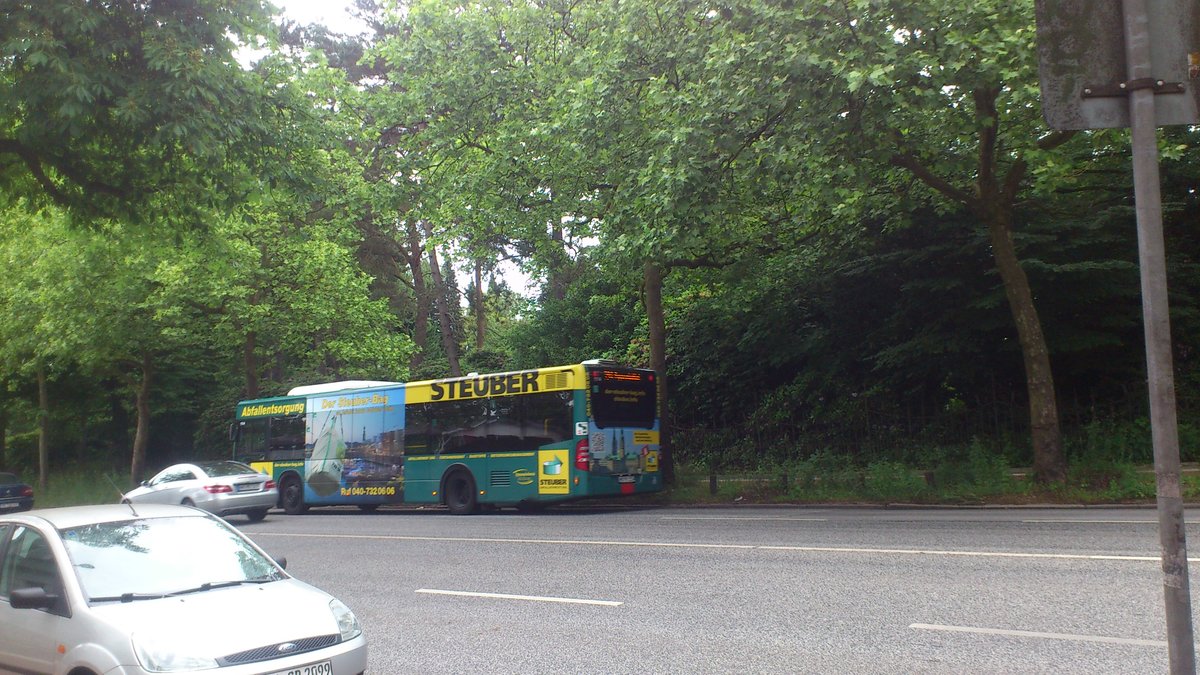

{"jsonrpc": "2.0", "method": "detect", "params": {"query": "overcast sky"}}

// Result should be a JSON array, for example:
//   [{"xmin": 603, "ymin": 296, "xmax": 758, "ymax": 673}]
[{"xmin": 272, "ymin": 0, "xmax": 370, "ymax": 34}]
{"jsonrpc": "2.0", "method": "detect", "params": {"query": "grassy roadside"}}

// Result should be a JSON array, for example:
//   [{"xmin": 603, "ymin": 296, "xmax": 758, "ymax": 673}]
[
  {"xmin": 648, "ymin": 460, "xmax": 1200, "ymax": 507},
  {"xmin": 22, "ymin": 458, "xmax": 1200, "ymax": 510},
  {"xmin": 29, "ymin": 470, "xmax": 131, "ymax": 509}
]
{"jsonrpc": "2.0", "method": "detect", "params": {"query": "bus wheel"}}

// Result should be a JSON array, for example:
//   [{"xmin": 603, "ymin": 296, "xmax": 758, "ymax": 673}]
[
  {"xmin": 281, "ymin": 475, "xmax": 308, "ymax": 515},
  {"xmin": 444, "ymin": 470, "xmax": 478, "ymax": 515}
]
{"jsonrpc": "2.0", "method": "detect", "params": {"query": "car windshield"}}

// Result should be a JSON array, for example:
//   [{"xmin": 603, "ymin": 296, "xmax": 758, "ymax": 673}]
[
  {"xmin": 0, "ymin": 473, "xmax": 18, "ymax": 483},
  {"xmin": 198, "ymin": 461, "xmax": 257, "ymax": 477},
  {"xmin": 59, "ymin": 515, "xmax": 284, "ymax": 601}
]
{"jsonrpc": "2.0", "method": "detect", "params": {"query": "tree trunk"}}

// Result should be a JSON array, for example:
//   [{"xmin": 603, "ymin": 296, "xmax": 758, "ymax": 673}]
[
  {"xmin": 404, "ymin": 221, "xmax": 430, "ymax": 375},
  {"xmin": 243, "ymin": 329, "xmax": 259, "ymax": 399},
  {"xmin": 474, "ymin": 260, "xmax": 487, "ymax": 350},
  {"xmin": 643, "ymin": 261, "xmax": 674, "ymax": 484},
  {"xmin": 889, "ymin": 85, "xmax": 1067, "ymax": 484},
  {"xmin": 0, "ymin": 384, "xmax": 7, "ymax": 468},
  {"xmin": 37, "ymin": 365, "xmax": 48, "ymax": 491},
  {"xmin": 983, "ymin": 209, "xmax": 1066, "ymax": 483},
  {"xmin": 422, "ymin": 220, "xmax": 462, "ymax": 377},
  {"xmin": 129, "ymin": 352, "xmax": 153, "ymax": 486},
  {"xmin": 546, "ymin": 224, "xmax": 570, "ymax": 301}
]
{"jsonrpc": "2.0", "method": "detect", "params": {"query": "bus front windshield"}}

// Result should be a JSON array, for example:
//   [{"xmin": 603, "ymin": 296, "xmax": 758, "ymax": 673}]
[{"xmin": 589, "ymin": 368, "xmax": 656, "ymax": 429}]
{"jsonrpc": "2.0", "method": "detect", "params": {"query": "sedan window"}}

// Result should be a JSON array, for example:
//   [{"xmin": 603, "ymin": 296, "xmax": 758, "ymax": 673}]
[
  {"xmin": 197, "ymin": 461, "xmax": 256, "ymax": 477},
  {"xmin": 154, "ymin": 469, "xmax": 196, "ymax": 485},
  {"xmin": 0, "ymin": 526, "xmax": 65, "ymax": 609},
  {"xmin": 0, "ymin": 524, "xmax": 9, "ymax": 590}
]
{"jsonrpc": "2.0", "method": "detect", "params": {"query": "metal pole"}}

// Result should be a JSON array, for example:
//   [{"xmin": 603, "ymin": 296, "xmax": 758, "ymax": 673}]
[{"xmin": 1121, "ymin": 0, "xmax": 1196, "ymax": 671}]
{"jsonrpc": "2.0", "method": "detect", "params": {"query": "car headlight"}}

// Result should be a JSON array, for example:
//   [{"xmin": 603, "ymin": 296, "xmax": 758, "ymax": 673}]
[
  {"xmin": 132, "ymin": 633, "xmax": 219, "ymax": 672},
  {"xmin": 329, "ymin": 597, "xmax": 362, "ymax": 641}
]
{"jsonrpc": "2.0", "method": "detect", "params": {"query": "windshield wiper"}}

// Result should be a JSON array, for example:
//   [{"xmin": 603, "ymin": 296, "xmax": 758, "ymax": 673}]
[
  {"xmin": 92, "ymin": 578, "xmax": 276, "ymax": 603},
  {"xmin": 166, "ymin": 579, "xmax": 275, "ymax": 597},
  {"xmin": 90, "ymin": 592, "xmax": 168, "ymax": 603}
]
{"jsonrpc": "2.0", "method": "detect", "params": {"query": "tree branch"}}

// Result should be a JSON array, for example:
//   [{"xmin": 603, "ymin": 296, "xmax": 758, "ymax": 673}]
[
  {"xmin": 0, "ymin": 138, "xmax": 69, "ymax": 205},
  {"xmin": 889, "ymin": 152, "xmax": 973, "ymax": 206},
  {"xmin": 0, "ymin": 137, "xmax": 130, "ymax": 206},
  {"xmin": 1002, "ymin": 158, "xmax": 1028, "ymax": 204},
  {"xmin": 974, "ymin": 86, "xmax": 1000, "ymax": 190}
]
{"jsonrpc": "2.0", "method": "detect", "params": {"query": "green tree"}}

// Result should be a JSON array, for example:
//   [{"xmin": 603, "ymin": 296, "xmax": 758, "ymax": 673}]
[
  {"xmin": 790, "ymin": 0, "xmax": 1076, "ymax": 482},
  {"xmin": 161, "ymin": 202, "xmax": 416, "ymax": 400},
  {"xmin": 370, "ymin": 0, "xmax": 810, "ymax": 481},
  {"xmin": 0, "ymin": 0, "xmax": 294, "ymax": 222},
  {"xmin": 0, "ymin": 206, "xmax": 77, "ymax": 488}
]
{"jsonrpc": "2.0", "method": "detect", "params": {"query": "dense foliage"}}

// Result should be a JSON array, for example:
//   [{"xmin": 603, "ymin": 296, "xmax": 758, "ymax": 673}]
[{"xmin": 1, "ymin": 0, "xmax": 1197, "ymax": 489}]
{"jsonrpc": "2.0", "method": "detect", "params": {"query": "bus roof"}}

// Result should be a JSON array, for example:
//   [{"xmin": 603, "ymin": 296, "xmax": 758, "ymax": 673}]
[{"xmin": 287, "ymin": 380, "xmax": 402, "ymax": 396}]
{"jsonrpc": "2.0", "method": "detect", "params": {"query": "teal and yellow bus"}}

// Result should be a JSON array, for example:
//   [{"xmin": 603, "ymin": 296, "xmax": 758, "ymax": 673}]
[{"xmin": 232, "ymin": 360, "xmax": 662, "ymax": 514}]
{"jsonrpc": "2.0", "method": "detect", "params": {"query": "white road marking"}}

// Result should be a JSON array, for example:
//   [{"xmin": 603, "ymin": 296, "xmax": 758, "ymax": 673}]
[
  {"xmin": 417, "ymin": 588, "xmax": 622, "ymax": 606},
  {"xmin": 1022, "ymin": 519, "xmax": 1156, "ymax": 524},
  {"xmin": 257, "ymin": 531, "xmax": 755, "ymax": 550},
  {"xmin": 661, "ymin": 516, "xmax": 828, "ymax": 522},
  {"xmin": 910, "ymin": 622, "xmax": 1167, "ymax": 648},
  {"xmin": 254, "ymin": 531, "xmax": 1196, "ymax": 562},
  {"xmin": 757, "ymin": 544, "xmax": 1170, "ymax": 562}
]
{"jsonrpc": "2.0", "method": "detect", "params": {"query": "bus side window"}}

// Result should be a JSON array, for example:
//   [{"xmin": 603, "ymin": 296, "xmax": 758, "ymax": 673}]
[
  {"xmin": 405, "ymin": 404, "xmax": 433, "ymax": 456},
  {"xmin": 235, "ymin": 419, "xmax": 269, "ymax": 461},
  {"xmin": 268, "ymin": 415, "xmax": 306, "ymax": 460},
  {"xmin": 521, "ymin": 392, "xmax": 573, "ymax": 447}
]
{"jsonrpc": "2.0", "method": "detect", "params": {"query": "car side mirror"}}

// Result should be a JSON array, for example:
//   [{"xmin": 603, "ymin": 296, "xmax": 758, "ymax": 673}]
[
  {"xmin": 273, "ymin": 555, "xmax": 287, "ymax": 570},
  {"xmin": 10, "ymin": 587, "xmax": 57, "ymax": 610}
]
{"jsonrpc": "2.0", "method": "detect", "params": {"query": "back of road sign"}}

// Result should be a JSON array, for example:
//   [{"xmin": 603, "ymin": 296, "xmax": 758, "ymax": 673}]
[{"xmin": 1035, "ymin": 0, "xmax": 1200, "ymax": 129}]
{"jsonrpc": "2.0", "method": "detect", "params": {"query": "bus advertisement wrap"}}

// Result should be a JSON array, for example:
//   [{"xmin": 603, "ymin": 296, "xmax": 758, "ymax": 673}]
[
  {"xmin": 306, "ymin": 387, "xmax": 405, "ymax": 503},
  {"xmin": 232, "ymin": 362, "xmax": 661, "ymax": 514}
]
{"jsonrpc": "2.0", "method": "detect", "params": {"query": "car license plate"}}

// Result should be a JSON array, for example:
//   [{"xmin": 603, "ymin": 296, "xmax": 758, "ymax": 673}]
[
  {"xmin": 0, "ymin": 503, "xmax": 18, "ymax": 509},
  {"xmin": 235, "ymin": 483, "xmax": 259, "ymax": 492},
  {"xmin": 269, "ymin": 660, "xmax": 331, "ymax": 675},
  {"xmin": 617, "ymin": 474, "xmax": 635, "ymax": 484}
]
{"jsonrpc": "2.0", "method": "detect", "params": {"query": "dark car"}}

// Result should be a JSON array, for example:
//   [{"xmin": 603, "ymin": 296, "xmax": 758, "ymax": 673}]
[{"xmin": 0, "ymin": 473, "xmax": 34, "ymax": 512}]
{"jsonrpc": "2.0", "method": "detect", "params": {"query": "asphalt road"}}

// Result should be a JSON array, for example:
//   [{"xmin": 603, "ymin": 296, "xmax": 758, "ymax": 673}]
[{"xmin": 237, "ymin": 505, "xmax": 1200, "ymax": 674}]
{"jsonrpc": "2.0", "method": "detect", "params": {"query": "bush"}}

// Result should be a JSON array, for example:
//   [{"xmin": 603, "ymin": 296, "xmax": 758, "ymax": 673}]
[
  {"xmin": 926, "ymin": 440, "xmax": 1019, "ymax": 497},
  {"xmin": 1070, "ymin": 419, "xmax": 1154, "ymax": 464},
  {"xmin": 1180, "ymin": 421, "xmax": 1199, "ymax": 463},
  {"xmin": 863, "ymin": 461, "xmax": 927, "ymax": 502},
  {"xmin": 2, "ymin": 431, "xmax": 38, "ymax": 477},
  {"xmin": 34, "ymin": 465, "xmax": 127, "ymax": 508},
  {"xmin": 786, "ymin": 450, "xmax": 863, "ymax": 501},
  {"xmin": 1063, "ymin": 460, "xmax": 1155, "ymax": 502}
]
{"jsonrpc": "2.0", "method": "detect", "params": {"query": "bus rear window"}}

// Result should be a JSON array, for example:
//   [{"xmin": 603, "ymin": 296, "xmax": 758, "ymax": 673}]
[{"xmin": 589, "ymin": 368, "xmax": 656, "ymax": 429}]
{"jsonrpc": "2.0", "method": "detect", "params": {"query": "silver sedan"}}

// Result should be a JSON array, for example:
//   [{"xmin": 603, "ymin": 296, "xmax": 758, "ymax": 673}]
[
  {"xmin": 123, "ymin": 461, "xmax": 277, "ymax": 522},
  {"xmin": 0, "ymin": 503, "xmax": 366, "ymax": 675}
]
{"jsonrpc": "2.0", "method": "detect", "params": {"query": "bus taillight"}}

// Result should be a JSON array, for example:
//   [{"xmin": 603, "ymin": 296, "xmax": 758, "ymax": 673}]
[{"xmin": 575, "ymin": 439, "xmax": 590, "ymax": 471}]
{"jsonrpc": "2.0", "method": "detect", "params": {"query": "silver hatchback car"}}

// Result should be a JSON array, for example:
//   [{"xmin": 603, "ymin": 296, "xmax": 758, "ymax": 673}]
[
  {"xmin": 123, "ymin": 460, "xmax": 278, "ymax": 522},
  {"xmin": 0, "ymin": 503, "xmax": 367, "ymax": 674}
]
